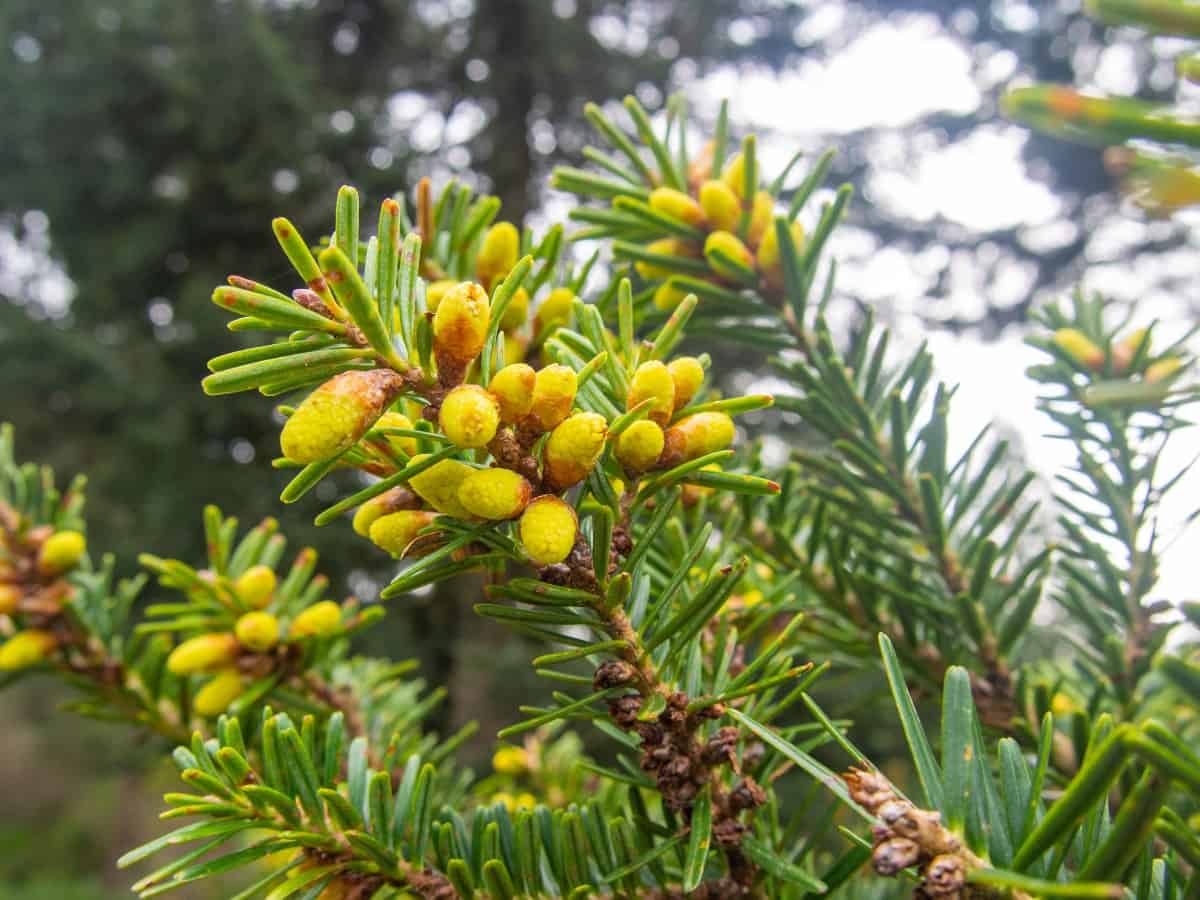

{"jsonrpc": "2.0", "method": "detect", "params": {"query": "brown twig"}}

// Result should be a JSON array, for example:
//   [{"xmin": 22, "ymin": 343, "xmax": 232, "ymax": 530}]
[{"xmin": 536, "ymin": 531, "xmax": 766, "ymax": 895}]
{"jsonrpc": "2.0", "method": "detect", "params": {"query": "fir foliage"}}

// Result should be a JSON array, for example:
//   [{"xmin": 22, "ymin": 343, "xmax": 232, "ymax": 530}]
[{"xmin": 2, "ymin": 3, "xmax": 1199, "ymax": 896}]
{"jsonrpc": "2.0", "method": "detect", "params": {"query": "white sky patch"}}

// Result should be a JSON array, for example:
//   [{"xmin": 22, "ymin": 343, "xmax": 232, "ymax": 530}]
[
  {"xmin": 0, "ymin": 228, "xmax": 74, "ymax": 318},
  {"xmin": 748, "ymin": 325, "xmax": 1196, "ymax": 607},
  {"xmin": 924, "ymin": 330, "xmax": 1195, "ymax": 608},
  {"xmin": 1090, "ymin": 42, "xmax": 1140, "ymax": 95},
  {"xmin": 698, "ymin": 15, "xmax": 980, "ymax": 135},
  {"xmin": 867, "ymin": 126, "xmax": 1062, "ymax": 231}
]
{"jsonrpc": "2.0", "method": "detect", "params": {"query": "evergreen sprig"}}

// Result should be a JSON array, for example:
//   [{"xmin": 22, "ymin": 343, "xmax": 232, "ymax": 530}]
[
  {"xmin": 1003, "ymin": 0, "xmax": 1200, "ymax": 217},
  {"xmin": 2, "ymin": 59, "xmax": 1199, "ymax": 899},
  {"xmin": 1024, "ymin": 292, "xmax": 1196, "ymax": 733},
  {"xmin": 0, "ymin": 423, "xmax": 191, "ymax": 740},
  {"xmin": 742, "ymin": 635, "xmax": 1200, "ymax": 899},
  {"xmin": 560, "ymin": 94, "xmax": 1046, "ymax": 724}
]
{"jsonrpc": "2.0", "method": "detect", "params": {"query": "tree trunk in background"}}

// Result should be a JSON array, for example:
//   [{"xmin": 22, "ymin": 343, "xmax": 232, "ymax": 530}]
[
  {"xmin": 426, "ymin": 0, "xmax": 538, "ymax": 758},
  {"xmin": 481, "ymin": 0, "xmax": 534, "ymax": 224}
]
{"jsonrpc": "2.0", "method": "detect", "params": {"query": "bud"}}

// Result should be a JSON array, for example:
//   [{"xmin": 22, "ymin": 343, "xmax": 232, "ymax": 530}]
[
  {"xmin": 0, "ymin": 584, "xmax": 19, "ymax": 615},
  {"xmin": 317, "ymin": 879, "xmax": 352, "ymax": 900},
  {"xmin": 627, "ymin": 361, "xmax": 676, "ymax": 426},
  {"xmin": 688, "ymin": 140, "xmax": 715, "ymax": 190},
  {"xmin": 0, "ymin": 630, "xmax": 56, "ymax": 670},
  {"xmin": 489, "ymin": 364, "xmax": 536, "ymax": 423},
  {"xmin": 518, "ymin": 496, "xmax": 579, "ymax": 565},
  {"xmin": 653, "ymin": 280, "xmax": 689, "ymax": 312},
  {"xmin": 167, "ymin": 633, "xmax": 239, "ymax": 675},
  {"xmin": 534, "ymin": 287, "xmax": 575, "ymax": 334},
  {"xmin": 1053, "ymin": 328, "xmax": 1105, "ymax": 371},
  {"xmin": 374, "ymin": 411, "xmax": 418, "ymax": 458},
  {"xmin": 193, "ymin": 669, "xmax": 246, "ymax": 717},
  {"xmin": 872, "ymin": 837, "xmax": 921, "ymax": 876},
  {"xmin": 660, "ymin": 412, "xmax": 736, "ymax": 467},
  {"xmin": 1050, "ymin": 692, "xmax": 1076, "ymax": 716},
  {"xmin": 746, "ymin": 191, "xmax": 775, "ymax": 246},
  {"xmin": 635, "ymin": 238, "xmax": 699, "ymax": 280},
  {"xmin": 280, "ymin": 370, "xmax": 405, "ymax": 463},
  {"xmin": 458, "ymin": 468, "xmax": 534, "ymax": 520},
  {"xmin": 490, "ymin": 791, "xmax": 537, "ymax": 812},
  {"xmin": 757, "ymin": 220, "xmax": 805, "ymax": 290},
  {"xmin": 1145, "ymin": 356, "xmax": 1183, "ymax": 383},
  {"xmin": 1111, "ymin": 328, "xmax": 1147, "ymax": 374},
  {"xmin": 544, "ymin": 412, "xmax": 608, "ymax": 491},
  {"xmin": 235, "ymin": 611, "xmax": 280, "ymax": 652},
  {"xmin": 667, "ymin": 357, "xmax": 705, "ymax": 410},
  {"xmin": 527, "ymin": 364, "xmax": 578, "ymax": 431},
  {"xmin": 499, "ymin": 287, "xmax": 530, "ymax": 332},
  {"xmin": 369, "ymin": 510, "xmax": 440, "ymax": 557},
  {"xmin": 504, "ymin": 333, "xmax": 526, "ymax": 365},
  {"xmin": 234, "ymin": 564, "xmax": 276, "ymax": 609},
  {"xmin": 439, "ymin": 385, "xmax": 500, "ymax": 449},
  {"xmin": 407, "ymin": 455, "xmax": 475, "ymax": 518},
  {"xmin": 594, "ymin": 659, "xmax": 638, "ymax": 690},
  {"xmin": 648, "ymin": 187, "xmax": 705, "ymax": 227},
  {"xmin": 704, "ymin": 230, "xmax": 754, "ymax": 281},
  {"xmin": 37, "ymin": 529, "xmax": 86, "ymax": 575},
  {"xmin": 843, "ymin": 767, "xmax": 897, "ymax": 809},
  {"xmin": 1128, "ymin": 160, "xmax": 1200, "ymax": 216},
  {"xmin": 290, "ymin": 600, "xmax": 342, "ymax": 638},
  {"xmin": 492, "ymin": 746, "xmax": 528, "ymax": 775},
  {"xmin": 615, "ymin": 420, "xmax": 665, "ymax": 474},
  {"xmin": 925, "ymin": 855, "xmax": 966, "ymax": 896},
  {"xmin": 432, "ymin": 281, "xmax": 491, "ymax": 367},
  {"xmin": 699, "ymin": 180, "xmax": 741, "ymax": 232},
  {"xmin": 735, "ymin": 589, "xmax": 764, "ymax": 611},
  {"xmin": 424, "ymin": 280, "xmax": 457, "ymax": 314},
  {"xmin": 720, "ymin": 152, "xmax": 747, "ymax": 199},
  {"xmin": 476, "ymin": 222, "xmax": 520, "ymax": 291},
  {"xmin": 352, "ymin": 486, "xmax": 419, "ymax": 537}
]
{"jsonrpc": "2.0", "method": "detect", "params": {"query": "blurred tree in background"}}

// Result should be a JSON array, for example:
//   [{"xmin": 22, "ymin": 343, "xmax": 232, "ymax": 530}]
[{"xmin": 0, "ymin": 0, "xmax": 1190, "ymax": 894}]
